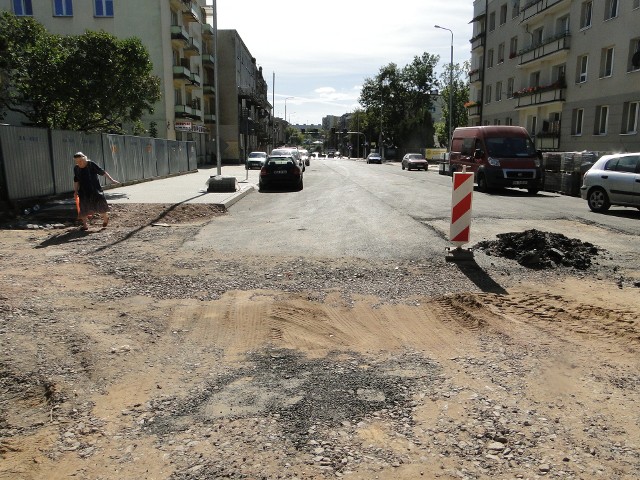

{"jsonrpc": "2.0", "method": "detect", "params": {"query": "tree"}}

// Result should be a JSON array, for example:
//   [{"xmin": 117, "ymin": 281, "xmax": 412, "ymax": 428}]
[
  {"xmin": 358, "ymin": 53, "xmax": 440, "ymax": 155},
  {"xmin": 0, "ymin": 12, "xmax": 161, "ymax": 133},
  {"xmin": 435, "ymin": 61, "xmax": 470, "ymax": 147}
]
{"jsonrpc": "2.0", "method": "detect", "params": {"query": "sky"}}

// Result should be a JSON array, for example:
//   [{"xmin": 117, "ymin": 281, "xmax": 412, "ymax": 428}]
[{"xmin": 214, "ymin": 0, "xmax": 475, "ymax": 125}]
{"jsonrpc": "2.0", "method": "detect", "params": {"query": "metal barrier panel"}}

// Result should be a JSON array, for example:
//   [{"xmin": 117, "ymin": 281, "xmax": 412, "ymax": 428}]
[
  {"xmin": 123, "ymin": 136, "xmax": 145, "ymax": 181},
  {"xmin": 103, "ymin": 134, "xmax": 128, "ymax": 183},
  {"xmin": 141, "ymin": 137, "xmax": 158, "ymax": 179},
  {"xmin": 154, "ymin": 138, "xmax": 169, "ymax": 176},
  {"xmin": 51, "ymin": 130, "xmax": 84, "ymax": 195},
  {"xmin": 170, "ymin": 141, "xmax": 190, "ymax": 173},
  {"xmin": 187, "ymin": 142, "xmax": 197, "ymax": 171},
  {"xmin": 0, "ymin": 126, "xmax": 53, "ymax": 200}
]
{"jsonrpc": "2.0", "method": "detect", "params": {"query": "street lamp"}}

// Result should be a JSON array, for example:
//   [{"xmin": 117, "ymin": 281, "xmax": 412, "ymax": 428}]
[
  {"xmin": 284, "ymin": 97, "xmax": 294, "ymax": 124},
  {"xmin": 435, "ymin": 25, "xmax": 454, "ymax": 155}
]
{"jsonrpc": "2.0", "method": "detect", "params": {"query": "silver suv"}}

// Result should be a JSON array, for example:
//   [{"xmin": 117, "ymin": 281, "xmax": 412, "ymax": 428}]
[{"xmin": 580, "ymin": 153, "xmax": 640, "ymax": 212}]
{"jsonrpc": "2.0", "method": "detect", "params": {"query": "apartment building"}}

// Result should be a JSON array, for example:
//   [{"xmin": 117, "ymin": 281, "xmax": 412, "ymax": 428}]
[
  {"xmin": 217, "ymin": 29, "xmax": 271, "ymax": 163},
  {"xmin": 1, "ymin": 0, "xmax": 272, "ymax": 164},
  {"xmin": 468, "ymin": 0, "xmax": 640, "ymax": 153}
]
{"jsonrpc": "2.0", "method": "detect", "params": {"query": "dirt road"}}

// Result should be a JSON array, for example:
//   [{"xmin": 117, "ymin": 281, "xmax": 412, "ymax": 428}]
[{"xmin": 1, "ymin": 204, "xmax": 639, "ymax": 479}]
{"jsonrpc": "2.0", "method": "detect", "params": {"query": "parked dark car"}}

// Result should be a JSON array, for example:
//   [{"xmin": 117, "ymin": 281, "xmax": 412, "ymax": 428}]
[
  {"xmin": 259, "ymin": 155, "xmax": 304, "ymax": 191},
  {"xmin": 401, "ymin": 153, "xmax": 429, "ymax": 171},
  {"xmin": 367, "ymin": 153, "xmax": 382, "ymax": 164}
]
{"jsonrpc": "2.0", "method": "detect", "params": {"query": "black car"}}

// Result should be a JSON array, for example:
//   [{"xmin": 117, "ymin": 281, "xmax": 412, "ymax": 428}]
[{"xmin": 259, "ymin": 155, "xmax": 304, "ymax": 191}]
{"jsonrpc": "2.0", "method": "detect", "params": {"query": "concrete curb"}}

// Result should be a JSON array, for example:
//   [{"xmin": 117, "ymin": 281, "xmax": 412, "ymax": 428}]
[{"xmin": 220, "ymin": 184, "xmax": 256, "ymax": 209}]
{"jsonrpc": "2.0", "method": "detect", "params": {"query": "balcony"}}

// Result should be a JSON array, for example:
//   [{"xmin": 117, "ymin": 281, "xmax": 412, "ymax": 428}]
[
  {"xmin": 201, "ymin": 53, "xmax": 215, "ymax": 66},
  {"xmin": 518, "ymin": 31, "xmax": 570, "ymax": 66},
  {"xmin": 175, "ymin": 104, "xmax": 194, "ymax": 118},
  {"xmin": 190, "ymin": 108, "xmax": 202, "ymax": 120},
  {"xmin": 202, "ymin": 23, "xmax": 214, "ymax": 36},
  {"xmin": 203, "ymin": 82, "xmax": 215, "ymax": 95},
  {"xmin": 469, "ymin": 68, "xmax": 483, "ymax": 84},
  {"xmin": 204, "ymin": 113, "xmax": 216, "ymax": 124},
  {"xmin": 466, "ymin": 102, "xmax": 482, "ymax": 117},
  {"xmin": 170, "ymin": 25, "xmax": 189, "ymax": 45},
  {"xmin": 173, "ymin": 65, "xmax": 191, "ymax": 81},
  {"xmin": 188, "ymin": 72, "xmax": 201, "ymax": 87},
  {"xmin": 521, "ymin": 0, "xmax": 570, "ymax": 24},
  {"xmin": 182, "ymin": 3, "xmax": 202, "ymax": 23},
  {"xmin": 470, "ymin": 32, "xmax": 485, "ymax": 51},
  {"xmin": 514, "ymin": 81, "xmax": 566, "ymax": 108},
  {"xmin": 534, "ymin": 130, "xmax": 561, "ymax": 151},
  {"xmin": 183, "ymin": 37, "xmax": 201, "ymax": 56}
]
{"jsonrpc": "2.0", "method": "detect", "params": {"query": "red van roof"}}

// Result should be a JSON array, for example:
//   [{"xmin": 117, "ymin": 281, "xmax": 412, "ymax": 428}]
[{"xmin": 453, "ymin": 126, "xmax": 530, "ymax": 137}]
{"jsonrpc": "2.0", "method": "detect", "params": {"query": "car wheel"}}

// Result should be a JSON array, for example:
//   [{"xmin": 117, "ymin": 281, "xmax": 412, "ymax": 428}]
[
  {"xmin": 297, "ymin": 180, "xmax": 304, "ymax": 191},
  {"xmin": 401, "ymin": 164, "xmax": 405, "ymax": 170},
  {"xmin": 477, "ymin": 173, "xmax": 489, "ymax": 192},
  {"xmin": 587, "ymin": 187, "xmax": 610, "ymax": 212},
  {"xmin": 527, "ymin": 188, "xmax": 539, "ymax": 195}
]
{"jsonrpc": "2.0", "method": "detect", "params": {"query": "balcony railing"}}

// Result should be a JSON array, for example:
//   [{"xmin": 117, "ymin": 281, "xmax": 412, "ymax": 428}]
[
  {"xmin": 201, "ymin": 53, "xmax": 214, "ymax": 66},
  {"xmin": 182, "ymin": 3, "xmax": 202, "ymax": 23},
  {"xmin": 203, "ymin": 82, "xmax": 215, "ymax": 95},
  {"xmin": 518, "ymin": 31, "xmax": 570, "ymax": 66},
  {"xmin": 466, "ymin": 103, "xmax": 482, "ymax": 117},
  {"xmin": 514, "ymin": 82, "xmax": 565, "ymax": 108},
  {"xmin": 189, "ymin": 72, "xmax": 201, "ymax": 86},
  {"xmin": 469, "ymin": 69, "xmax": 483, "ymax": 84},
  {"xmin": 170, "ymin": 25, "xmax": 189, "ymax": 44},
  {"xmin": 202, "ymin": 23, "xmax": 214, "ymax": 36},
  {"xmin": 521, "ymin": 0, "xmax": 569, "ymax": 23},
  {"xmin": 470, "ymin": 32, "xmax": 485, "ymax": 51},
  {"xmin": 204, "ymin": 113, "xmax": 216, "ymax": 123},
  {"xmin": 172, "ymin": 65, "xmax": 191, "ymax": 81},
  {"xmin": 175, "ymin": 104, "xmax": 194, "ymax": 117},
  {"xmin": 183, "ymin": 38, "xmax": 201, "ymax": 56}
]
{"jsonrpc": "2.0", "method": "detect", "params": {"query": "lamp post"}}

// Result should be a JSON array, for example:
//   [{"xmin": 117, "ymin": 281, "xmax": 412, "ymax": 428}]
[
  {"xmin": 284, "ymin": 97, "xmax": 294, "ymax": 124},
  {"xmin": 435, "ymin": 25, "xmax": 454, "ymax": 154}
]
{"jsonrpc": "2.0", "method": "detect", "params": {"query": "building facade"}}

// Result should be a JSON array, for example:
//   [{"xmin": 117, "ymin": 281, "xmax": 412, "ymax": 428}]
[
  {"xmin": 469, "ymin": 0, "xmax": 640, "ymax": 153},
  {"xmin": 0, "ymin": 0, "xmax": 272, "ymax": 164},
  {"xmin": 217, "ymin": 29, "xmax": 271, "ymax": 163}
]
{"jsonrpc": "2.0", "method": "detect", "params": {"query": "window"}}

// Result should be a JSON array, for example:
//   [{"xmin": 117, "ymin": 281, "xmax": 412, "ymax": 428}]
[
  {"xmin": 494, "ymin": 119, "xmax": 501, "ymax": 126},
  {"xmin": 605, "ymin": 156, "xmax": 640, "ymax": 173},
  {"xmin": 510, "ymin": 36, "xmax": 518, "ymax": 58},
  {"xmin": 512, "ymin": 2, "xmax": 520, "ymax": 18},
  {"xmin": 489, "ymin": 12, "xmax": 496, "ymax": 31},
  {"xmin": 485, "ymin": 85, "xmax": 492, "ymax": 104},
  {"xmin": 94, "ymin": 0, "xmax": 113, "ymax": 17},
  {"xmin": 488, "ymin": 49, "xmax": 494, "ymax": 68},
  {"xmin": 622, "ymin": 101, "xmax": 639, "ymax": 134},
  {"xmin": 174, "ymin": 88, "xmax": 182, "ymax": 106},
  {"xmin": 498, "ymin": 43, "xmax": 505, "ymax": 64},
  {"xmin": 557, "ymin": 15, "xmax": 570, "ymax": 35},
  {"xmin": 577, "ymin": 55, "xmax": 588, "ymax": 83},
  {"xmin": 572, "ymin": 108, "xmax": 584, "ymax": 135},
  {"xmin": 500, "ymin": 4, "xmax": 507, "ymax": 25},
  {"xmin": 54, "ymin": 0, "xmax": 73, "ymax": 16},
  {"xmin": 496, "ymin": 81, "xmax": 503, "ymax": 102},
  {"xmin": 507, "ymin": 77, "xmax": 514, "ymax": 98},
  {"xmin": 595, "ymin": 105, "xmax": 609, "ymax": 135},
  {"xmin": 628, "ymin": 38, "xmax": 640, "ymax": 72},
  {"xmin": 553, "ymin": 64, "xmax": 566, "ymax": 83},
  {"xmin": 580, "ymin": 1, "xmax": 592, "ymax": 29},
  {"xmin": 506, "ymin": 117, "xmax": 513, "ymax": 126},
  {"xmin": 605, "ymin": 0, "xmax": 619, "ymax": 20},
  {"xmin": 532, "ymin": 27, "xmax": 543, "ymax": 47},
  {"xmin": 530, "ymin": 71, "xmax": 541, "ymax": 88},
  {"xmin": 600, "ymin": 47, "xmax": 614, "ymax": 78},
  {"xmin": 530, "ymin": 116, "xmax": 538, "ymax": 136},
  {"xmin": 635, "ymin": 0, "xmax": 640, "ymax": 9},
  {"xmin": 12, "ymin": 0, "xmax": 32, "ymax": 15}
]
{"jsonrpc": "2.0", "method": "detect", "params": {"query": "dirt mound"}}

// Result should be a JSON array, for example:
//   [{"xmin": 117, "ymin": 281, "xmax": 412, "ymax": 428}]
[{"xmin": 474, "ymin": 229, "xmax": 600, "ymax": 270}]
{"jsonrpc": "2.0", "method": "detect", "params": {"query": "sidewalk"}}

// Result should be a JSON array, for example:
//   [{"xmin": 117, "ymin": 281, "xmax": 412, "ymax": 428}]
[
  {"xmin": 105, "ymin": 165, "xmax": 258, "ymax": 208},
  {"xmin": 37, "ymin": 165, "xmax": 259, "ymax": 219}
]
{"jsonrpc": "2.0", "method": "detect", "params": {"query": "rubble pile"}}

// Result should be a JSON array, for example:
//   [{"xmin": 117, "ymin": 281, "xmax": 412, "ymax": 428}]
[{"xmin": 474, "ymin": 229, "xmax": 600, "ymax": 270}]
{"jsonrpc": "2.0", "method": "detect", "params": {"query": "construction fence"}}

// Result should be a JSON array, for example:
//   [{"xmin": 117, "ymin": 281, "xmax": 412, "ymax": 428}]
[{"xmin": 0, "ymin": 125, "xmax": 197, "ymax": 202}]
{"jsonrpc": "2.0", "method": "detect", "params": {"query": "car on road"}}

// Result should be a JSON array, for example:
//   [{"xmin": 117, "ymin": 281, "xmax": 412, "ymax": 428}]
[
  {"xmin": 367, "ymin": 153, "xmax": 382, "ymax": 164},
  {"xmin": 271, "ymin": 147, "xmax": 305, "ymax": 171},
  {"xmin": 402, "ymin": 153, "xmax": 429, "ymax": 171},
  {"xmin": 259, "ymin": 155, "xmax": 304, "ymax": 192},
  {"xmin": 580, "ymin": 153, "xmax": 640, "ymax": 212},
  {"xmin": 246, "ymin": 151, "xmax": 267, "ymax": 169}
]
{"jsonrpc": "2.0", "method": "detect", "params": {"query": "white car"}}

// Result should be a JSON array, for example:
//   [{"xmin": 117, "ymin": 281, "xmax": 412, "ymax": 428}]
[
  {"xmin": 246, "ymin": 151, "xmax": 267, "ymax": 169},
  {"xmin": 580, "ymin": 153, "xmax": 640, "ymax": 212}
]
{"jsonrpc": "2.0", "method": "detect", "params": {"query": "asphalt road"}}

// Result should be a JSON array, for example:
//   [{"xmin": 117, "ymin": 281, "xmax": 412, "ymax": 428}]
[{"xmin": 186, "ymin": 158, "xmax": 640, "ymax": 263}]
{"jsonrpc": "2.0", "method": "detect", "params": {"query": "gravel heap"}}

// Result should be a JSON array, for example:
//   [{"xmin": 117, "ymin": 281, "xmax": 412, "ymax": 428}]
[{"xmin": 474, "ymin": 229, "xmax": 601, "ymax": 270}]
